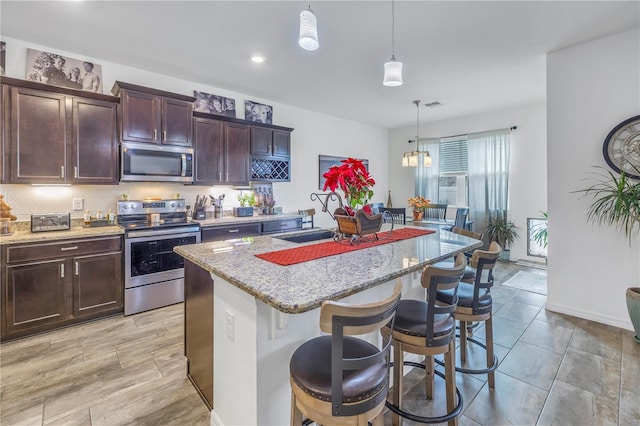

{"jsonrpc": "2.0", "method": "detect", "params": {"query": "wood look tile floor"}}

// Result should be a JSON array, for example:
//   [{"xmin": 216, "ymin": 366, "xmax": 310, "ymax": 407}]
[{"xmin": 1, "ymin": 263, "xmax": 639, "ymax": 425}]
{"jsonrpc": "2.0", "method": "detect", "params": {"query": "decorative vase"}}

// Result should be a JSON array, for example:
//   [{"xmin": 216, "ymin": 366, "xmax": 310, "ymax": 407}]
[
  {"xmin": 413, "ymin": 210, "xmax": 423, "ymax": 221},
  {"xmin": 626, "ymin": 287, "xmax": 640, "ymax": 343}
]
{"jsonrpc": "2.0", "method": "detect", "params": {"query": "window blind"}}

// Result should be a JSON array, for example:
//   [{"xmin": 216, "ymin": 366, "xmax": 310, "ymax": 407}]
[{"xmin": 439, "ymin": 138, "xmax": 468, "ymax": 173}]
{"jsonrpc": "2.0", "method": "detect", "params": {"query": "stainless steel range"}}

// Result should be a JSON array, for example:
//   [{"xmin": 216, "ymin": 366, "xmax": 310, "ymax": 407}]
[{"xmin": 117, "ymin": 199, "xmax": 200, "ymax": 315}]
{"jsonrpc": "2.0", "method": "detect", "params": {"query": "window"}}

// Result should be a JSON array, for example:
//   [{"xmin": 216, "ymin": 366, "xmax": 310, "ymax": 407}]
[{"xmin": 438, "ymin": 137, "xmax": 468, "ymax": 206}]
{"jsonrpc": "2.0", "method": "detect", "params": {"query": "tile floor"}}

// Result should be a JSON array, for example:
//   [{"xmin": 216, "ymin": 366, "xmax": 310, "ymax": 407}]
[{"xmin": 1, "ymin": 263, "xmax": 638, "ymax": 425}]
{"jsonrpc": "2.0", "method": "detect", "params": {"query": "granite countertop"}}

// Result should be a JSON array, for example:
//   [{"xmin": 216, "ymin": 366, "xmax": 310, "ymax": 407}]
[
  {"xmin": 194, "ymin": 213, "xmax": 302, "ymax": 228},
  {"xmin": 0, "ymin": 225, "xmax": 124, "ymax": 245},
  {"xmin": 174, "ymin": 225, "xmax": 483, "ymax": 314}
]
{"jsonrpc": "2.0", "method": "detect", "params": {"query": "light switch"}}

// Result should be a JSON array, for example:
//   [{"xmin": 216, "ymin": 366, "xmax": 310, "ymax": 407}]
[{"xmin": 72, "ymin": 198, "xmax": 84, "ymax": 211}]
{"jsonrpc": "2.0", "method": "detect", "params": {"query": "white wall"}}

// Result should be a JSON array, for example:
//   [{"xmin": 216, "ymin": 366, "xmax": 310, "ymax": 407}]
[
  {"xmin": 546, "ymin": 29, "xmax": 639, "ymax": 330},
  {"xmin": 388, "ymin": 102, "xmax": 547, "ymax": 263},
  {"xmin": 0, "ymin": 37, "xmax": 388, "ymax": 226}
]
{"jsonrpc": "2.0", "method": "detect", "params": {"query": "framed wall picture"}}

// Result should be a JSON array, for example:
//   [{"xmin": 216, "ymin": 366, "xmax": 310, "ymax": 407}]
[
  {"xmin": 25, "ymin": 48, "xmax": 103, "ymax": 93},
  {"xmin": 193, "ymin": 90, "xmax": 236, "ymax": 118},
  {"xmin": 245, "ymin": 100, "xmax": 273, "ymax": 124},
  {"xmin": 319, "ymin": 155, "xmax": 369, "ymax": 190},
  {"xmin": 0, "ymin": 41, "xmax": 5, "ymax": 76}
]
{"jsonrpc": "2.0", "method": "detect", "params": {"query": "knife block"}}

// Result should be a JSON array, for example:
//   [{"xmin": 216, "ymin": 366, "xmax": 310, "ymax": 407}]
[{"xmin": 192, "ymin": 207, "xmax": 206, "ymax": 220}]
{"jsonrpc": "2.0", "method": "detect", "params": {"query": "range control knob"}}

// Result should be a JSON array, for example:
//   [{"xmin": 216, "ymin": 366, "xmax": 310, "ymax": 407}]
[
  {"xmin": 170, "ymin": 202, "xmax": 176, "ymax": 208},
  {"xmin": 122, "ymin": 204, "xmax": 128, "ymax": 209}
]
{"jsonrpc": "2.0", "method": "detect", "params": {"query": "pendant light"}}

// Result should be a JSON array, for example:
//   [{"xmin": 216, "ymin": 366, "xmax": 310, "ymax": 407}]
[
  {"xmin": 299, "ymin": 4, "xmax": 319, "ymax": 51},
  {"xmin": 402, "ymin": 100, "xmax": 432, "ymax": 167},
  {"xmin": 383, "ymin": 0, "xmax": 403, "ymax": 86}
]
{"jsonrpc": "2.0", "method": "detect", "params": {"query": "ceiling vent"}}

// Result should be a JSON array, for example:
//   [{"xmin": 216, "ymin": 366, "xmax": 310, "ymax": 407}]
[{"xmin": 425, "ymin": 101, "xmax": 443, "ymax": 108}]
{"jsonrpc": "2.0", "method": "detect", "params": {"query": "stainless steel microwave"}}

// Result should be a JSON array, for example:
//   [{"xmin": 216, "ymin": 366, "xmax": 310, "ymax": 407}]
[{"xmin": 120, "ymin": 142, "xmax": 193, "ymax": 183}]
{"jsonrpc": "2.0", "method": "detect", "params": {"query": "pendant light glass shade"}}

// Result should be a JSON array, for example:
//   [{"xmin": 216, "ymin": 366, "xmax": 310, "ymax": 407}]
[
  {"xmin": 383, "ymin": 56, "xmax": 403, "ymax": 86},
  {"xmin": 299, "ymin": 6, "xmax": 319, "ymax": 51},
  {"xmin": 402, "ymin": 101, "xmax": 432, "ymax": 167}
]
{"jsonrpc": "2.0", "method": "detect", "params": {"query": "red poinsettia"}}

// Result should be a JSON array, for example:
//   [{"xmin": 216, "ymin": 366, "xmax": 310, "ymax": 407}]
[{"xmin": 323, "ymin": 158, "xmax": 375, "ymax": 215}]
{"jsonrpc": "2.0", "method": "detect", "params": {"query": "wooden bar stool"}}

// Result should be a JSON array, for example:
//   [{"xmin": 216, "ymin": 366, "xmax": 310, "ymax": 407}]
[
  {"xmin": 381, "ymin": 254, "xmax": 467, "ymax": 426},
  {"xmin": 435, "ymin": 242, "xmax": 502, "ymax": 388},
  {"xmin": 289, "ymin": 280, "xmax": 402, "ymax": 426}
]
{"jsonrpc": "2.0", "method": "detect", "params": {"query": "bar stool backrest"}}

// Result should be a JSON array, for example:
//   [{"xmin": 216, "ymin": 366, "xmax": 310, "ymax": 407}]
[
  {"xmin": 319, "ymin": 280, "xmax": 403, "ymax": 417},
  {"xmin": 469, "ymin": 241, "xmax": 502, "ymax": 312}
]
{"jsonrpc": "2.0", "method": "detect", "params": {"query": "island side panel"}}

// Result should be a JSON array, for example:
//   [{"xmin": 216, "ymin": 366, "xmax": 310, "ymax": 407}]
[
  {"xmin": 184, "ymin": 260, "xmax": 214, "ymax": 409},
  {"xmin": 213, "ymin": 275, "xmax": 259, "ymax": 426}
]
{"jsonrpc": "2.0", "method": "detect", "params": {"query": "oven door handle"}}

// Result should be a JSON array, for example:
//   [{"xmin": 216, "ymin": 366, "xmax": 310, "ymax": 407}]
[{"xmin": 126, "ymin": 226, "xmax": 201, "ymax": 239}]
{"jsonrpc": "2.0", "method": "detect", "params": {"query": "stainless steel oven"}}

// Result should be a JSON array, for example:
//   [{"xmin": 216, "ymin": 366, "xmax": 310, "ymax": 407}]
[{"xmin": 118, "ymin": 199, "xmax": 200, "ymax": 315}]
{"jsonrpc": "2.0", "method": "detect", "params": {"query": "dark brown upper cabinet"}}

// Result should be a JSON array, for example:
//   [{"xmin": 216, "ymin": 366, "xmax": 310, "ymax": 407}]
[
  {"xmin": 113, "ymin": 81, "xmax": 194, "ymax": 146},
  {"xmin": 250, "ymin": 127, "xmax": 290, "ymax": 157},
  {"xmin": 2, "ymin": 77, "xmax": 119, "ymax": 184},
  {"xmin": 193, "ymin": 117, "xmax": 224, "ymax": 185}
]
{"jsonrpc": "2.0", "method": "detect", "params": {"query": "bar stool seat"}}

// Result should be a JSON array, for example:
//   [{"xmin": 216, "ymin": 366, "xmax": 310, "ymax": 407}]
[
  {"xmin": 393, "ymin": 300, "xmax": 455, "ymax": 338},
  {"xmin": 438, "ymin": 283, "xmax": 492, "ymax": 314}
]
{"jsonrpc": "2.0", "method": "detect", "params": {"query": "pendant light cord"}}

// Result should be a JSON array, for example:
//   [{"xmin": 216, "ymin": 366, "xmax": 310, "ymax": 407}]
[{"xmin": 391, "ymin": 0, "xmax": 396, "ymax": 58}]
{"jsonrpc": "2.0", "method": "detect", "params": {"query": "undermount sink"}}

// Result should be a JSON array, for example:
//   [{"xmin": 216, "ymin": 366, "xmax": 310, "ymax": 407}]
[{"xmin": 274, "ymin": 230, "xmax": 334, "ymax": 243}]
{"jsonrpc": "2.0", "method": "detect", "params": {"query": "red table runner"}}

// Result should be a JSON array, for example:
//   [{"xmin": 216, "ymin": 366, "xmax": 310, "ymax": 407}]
[{"xmin": 255, "ymin": 228, "xmax": 435, "ymax": 266}]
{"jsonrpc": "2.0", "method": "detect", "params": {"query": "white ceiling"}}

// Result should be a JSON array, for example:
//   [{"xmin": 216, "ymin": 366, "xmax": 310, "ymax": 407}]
[{"xmin": 1, "ymin": 1, "xmax": 638, "ymax": 129}]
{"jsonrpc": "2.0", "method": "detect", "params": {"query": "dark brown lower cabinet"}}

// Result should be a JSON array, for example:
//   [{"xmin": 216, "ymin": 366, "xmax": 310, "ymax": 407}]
[
  {"xmin": 1, "ymin": 236, "xmax": 123, "ymax": 341},
  {"xmin": 184, "ymin": 260, "xmax": 214, "ymax": 409}
]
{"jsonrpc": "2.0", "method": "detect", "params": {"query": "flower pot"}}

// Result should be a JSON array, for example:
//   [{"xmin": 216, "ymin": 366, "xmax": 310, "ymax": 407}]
[
  {"xmin": 233, "ymin": 207, "xmax": 254, "ymax": 217},
  {"xmin": 413, "ymin": 210, "xmax": 423, "ymax": 221},
  {"xmin": 626, "ymin": 287, "xmax": 640, "ymax": 343}
]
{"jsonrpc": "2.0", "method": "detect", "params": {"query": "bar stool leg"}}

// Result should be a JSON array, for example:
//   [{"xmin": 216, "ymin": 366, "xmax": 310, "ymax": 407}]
[
  {"xmin": 485, "ymin": 314, "xmax": 495, "ymax": 389},
  {"xmin": 425, "ymin": 355, "xmax": 434, "ymax": 400},
  {"xmin": 371, "ymin": 412, "xmax": 384, "ymax": 426},
  {"xmin": 392, "ymin": 343, "xmax": 403, "ymax": 426},
  {"xmin": 459, "ymin": 320, "xmax": 467, "ymax": 362},
  {"xmin": 290, "ymin": 392, "xmax": 302, "ymax": 426},
  {"xmin": 445, "ymin": 339, "xmax": 458, "ymax": 426}
]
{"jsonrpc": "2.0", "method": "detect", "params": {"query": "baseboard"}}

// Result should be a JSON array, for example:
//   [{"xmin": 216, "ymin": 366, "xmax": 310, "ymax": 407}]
[
  {"xmin": 210, "ymin": 409, "xmax": 224, "ymax": 426},
  {"xmin": 545, "ymin": 302, "xmax": 633, "ymax": 331}
]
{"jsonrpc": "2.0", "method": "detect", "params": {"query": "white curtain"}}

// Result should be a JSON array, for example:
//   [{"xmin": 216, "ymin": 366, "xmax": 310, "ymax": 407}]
[
  {"xmin": 415, "ymin": 138, "xmax": 440, "ymax": 202},
  {"xmin": 467, "ymin": 129, "xmax": 511, "ymax": 235}
]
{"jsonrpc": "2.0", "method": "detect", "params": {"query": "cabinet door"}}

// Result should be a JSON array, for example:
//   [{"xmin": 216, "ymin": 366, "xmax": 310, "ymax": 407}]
[
  {"xmin": 272, "ymin": 130, "xmax": 291, "ymax": 157},
  {"xmin": 9, "ymin": 87, "xmax": 67, "ymax": 183},
  {"xmin": 72, "ymin": 97, "xmax": 118, "ymax": 184},
  {"xmin": 121, "ymin": 90, "xmax": 161, "ymax": 144},
  {"xmin": 162, "ymin": 97, "xmax": 193, "ymax": 146},
  {"xmin": 73, "ymin": 252, "xmax": 123, "ymax": 317},
  {"xmin": 225, "ymin": 122, "xmax": 250, "ymax": 185},
  {"xmin": 193, "ymin": 117, "xmax": 224, "ymax": 185},
  {"xmin": 1, "ymin": 85, "xmax": 7, "ymax": 183},
  {"xmin": 4, "ymin": 260, "xmax": 68, "ymax": 335},
  {"xmin": 250, "ymin": 127, "xmax": 272, "ymax": 155}
]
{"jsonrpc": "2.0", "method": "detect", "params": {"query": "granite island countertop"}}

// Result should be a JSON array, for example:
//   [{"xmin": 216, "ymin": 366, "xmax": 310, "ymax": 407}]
[{"xmin": 174, "ymin": 225, "xmax": 482, "ymax": 314}]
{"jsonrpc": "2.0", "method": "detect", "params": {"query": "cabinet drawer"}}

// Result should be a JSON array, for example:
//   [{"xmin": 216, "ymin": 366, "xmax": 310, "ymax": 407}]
[
  {"xmin": 262, "ymin": 218, "xmax": 302, "ymax": 234},
  {"xmin": 202, "ymin": 223, "xmax": 261, "ymax": 242},
  {"xmin": 6, "ymin": 237, "xmax": 122, "ymax": 264}
]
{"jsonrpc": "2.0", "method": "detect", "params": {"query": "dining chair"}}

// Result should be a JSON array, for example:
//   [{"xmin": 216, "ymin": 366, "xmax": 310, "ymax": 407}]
[
  {"xmin": 379, "ymin": 207, "xmax": 406, "ymax": 225},
  {"xmin": 298, "ymin": 208, "xmax": 315, "ymax": 229},
  {"xmin": 445, "ymin": 208, "xmax": 469, "ymax": 231},
  {"xmin": 423, "ymin": 203, "xmax": 448, "ymax": 220},
  {"xmin": 289, "ymin": 281, "xmax": 402, "ymax": 426}
]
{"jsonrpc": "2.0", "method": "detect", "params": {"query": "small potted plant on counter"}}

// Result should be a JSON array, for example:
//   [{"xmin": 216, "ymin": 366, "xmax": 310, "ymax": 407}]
[{"xmin": 234, "ymin": 193, "xmax": 256, "ymax": 217}]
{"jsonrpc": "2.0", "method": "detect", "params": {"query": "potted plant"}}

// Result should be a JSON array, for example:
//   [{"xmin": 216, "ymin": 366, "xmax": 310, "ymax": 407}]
[
  {"xmin": 408, "ymin": 196, "xmax": 430, "ymax": 221},
  {"xmin": 234, "ymin": 193, "xmax": 255, "ymax": 217},
  {"xmin": 576, "ymin": 166, "xmax": 640, "ymax": 343},
  {"xmin": 531, "ymin": 211, "xmax": 548, "ymax": 249},
  {"xmin": 322, "ymin": 158, "xmax": 382, "ymax": 238},
  {"xmin": 485, "ymin": 217, "xmax": 520, "ymax": 261}
]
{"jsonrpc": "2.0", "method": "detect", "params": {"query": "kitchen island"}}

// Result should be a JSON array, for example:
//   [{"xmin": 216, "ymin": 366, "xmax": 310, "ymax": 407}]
[{"xmin": 174, "ymin": 225, "xmax": 482, "ymax": 426}]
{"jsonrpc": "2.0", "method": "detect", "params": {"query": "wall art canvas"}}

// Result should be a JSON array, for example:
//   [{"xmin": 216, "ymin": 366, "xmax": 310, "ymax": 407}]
[
  {"xmin": 0, "ymin": 41, "xmax": 5, "ymax": 76},
  {"xmin": 319, "ymin": 155, "xmax": 369, "ymax": 190},
  {"xmin": 245, "ymin": 100, "xmax": 273, "ymax": 124},
  {"xmin": 25, "ymin": 48, "xmax": 103, "ymax": 93},
  {"xmin": 193, "ymin": 90, "xmax": 236, "ymax": 118}
]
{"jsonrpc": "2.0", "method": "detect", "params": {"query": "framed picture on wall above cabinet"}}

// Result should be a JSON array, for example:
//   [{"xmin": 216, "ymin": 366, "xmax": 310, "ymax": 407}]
[
  {"xmin": 193, "ymin": 90, "xmax": 236, "ymax": 118},
  {"xmin": 245, "ymin": 100, "xmax": 273, "ymax": 124},
  {"xmin": 25, "ymin": 48, "xmax": 103, "ymax": 93}
]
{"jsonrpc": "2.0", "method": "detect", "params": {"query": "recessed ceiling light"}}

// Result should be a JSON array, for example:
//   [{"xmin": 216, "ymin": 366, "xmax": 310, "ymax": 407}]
[{"xmin": 251, "ymin": 56, "xmax": 265, "ymax": 63}]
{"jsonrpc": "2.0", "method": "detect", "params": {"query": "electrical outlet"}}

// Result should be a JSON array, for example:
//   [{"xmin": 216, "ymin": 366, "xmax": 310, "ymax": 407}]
[
  {"xmin": 225, "ymin": 310, "xmax": 235, "ymax": 341},
  {"xmin": 72, "ymin": 198, "xmax": 84, "ymax": 211}
]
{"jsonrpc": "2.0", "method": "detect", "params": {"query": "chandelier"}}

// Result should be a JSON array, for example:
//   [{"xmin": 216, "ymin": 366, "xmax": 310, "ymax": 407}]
[
  {"xmin": 402, "ymin": 100, "xmax": 432, "ymax": 167},
  {"xmin": 299, "ymin": 4, "xmax": 319, "ymax": 51},
  {"xmin": 383, "ymin": 0, "xmax": 403, "ymax": 86}
]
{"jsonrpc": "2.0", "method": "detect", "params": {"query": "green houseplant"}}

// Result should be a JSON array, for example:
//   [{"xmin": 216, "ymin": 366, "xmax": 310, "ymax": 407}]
[
  {"xmin": 485, "ymin": 217, "xmax": 520, "ymax": 261},
  {"xmin": 531, "ymin": 211, "xmax": 548, "ymax": 249},
  {"xmin": 576, "ymin": 166, "xmax": 640, "ymax": 343},
  {"xmin": 234, "ymin": 193, "xmax": 256, "ymax": 217}
]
